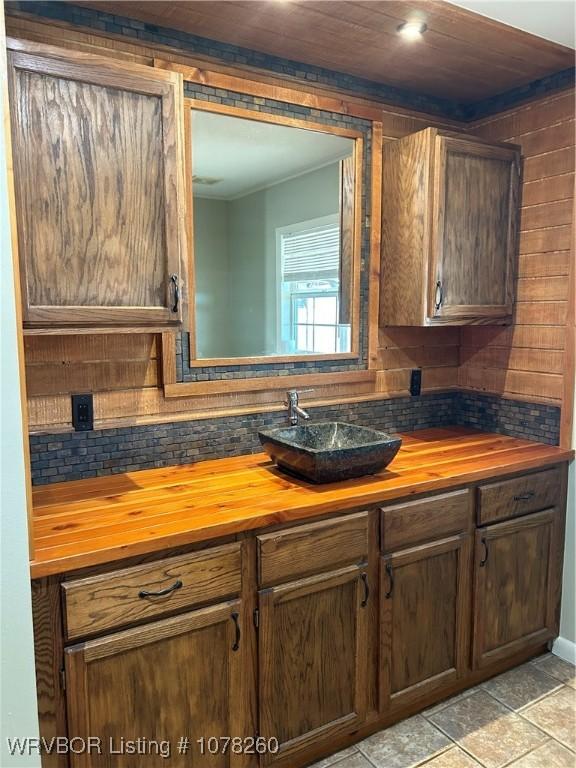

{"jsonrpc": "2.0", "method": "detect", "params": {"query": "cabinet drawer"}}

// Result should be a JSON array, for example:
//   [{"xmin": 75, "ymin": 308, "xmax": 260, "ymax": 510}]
[
  {"xmin": 62, "ymin": 542, "xmax": 242, "ymax": 640},
  {"xmin": 257, "ymin": 511, "xmax": 369, "ymax": 587},
  {"xmin": 381, "ymin": 490, "xmax": 472, "ymax": 553},
  {"xmin": 478, "ymin": 468, "xmax": 560, "ymax": 525}
]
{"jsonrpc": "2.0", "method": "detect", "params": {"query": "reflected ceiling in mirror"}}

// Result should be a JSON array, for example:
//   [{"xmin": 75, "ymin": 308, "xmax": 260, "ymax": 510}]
[{"xmin": 190, "ymin": 107, "xmax": 359, "ymax": 362}]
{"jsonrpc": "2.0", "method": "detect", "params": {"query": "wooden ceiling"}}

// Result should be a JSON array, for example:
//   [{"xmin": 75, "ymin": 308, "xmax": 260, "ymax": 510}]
[{"xmin": 76, "ymin": 0, "xmax": 574, "ymax": 103}]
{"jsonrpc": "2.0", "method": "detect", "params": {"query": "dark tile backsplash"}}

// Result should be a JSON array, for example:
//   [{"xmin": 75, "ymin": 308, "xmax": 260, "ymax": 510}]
[
  {"xmin": 29, "ymin": 392, "xmax": 560, "ymax": 485},
  {"xmin": 455, "ymin": 392, "xmax": 561, "ymax": 446}
]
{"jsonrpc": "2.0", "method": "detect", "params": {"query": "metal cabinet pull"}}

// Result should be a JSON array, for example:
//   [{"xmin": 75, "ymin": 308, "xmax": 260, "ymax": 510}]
[
  {"xmin": 170, "ymin": 273, "xmax": 179, "ymax": 313},
  {"xmin": 360, "ymin": 573, "xmax": 369, "ymax": 607},
  {"xmin": 138, "ymin": 579, "xmax": 182, "ymax": 599},
  {"xmin": 434, "ymin": 280, "xmax": 443, "ymax": 311},
  {"xmin": 479, "ymin": 538, "xmax": 489, "ymax": 567},
  {"xmin": 384, "ymin": 564, "xmax": 394, "ymax": 599},
  {"xmin": 514, "ymin": 491, "xmax": 535, "ymax": 501},
  {"xmin": 231, "ymin": 612, "xmax": 241, "ymax": 651}
]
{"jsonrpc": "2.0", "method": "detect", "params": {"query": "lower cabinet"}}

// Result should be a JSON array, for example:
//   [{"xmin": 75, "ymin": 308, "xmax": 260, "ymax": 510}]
[
  {"xmin": 33, "ymin": 465, "xmax": 568, "ymax": 768},
  {"xmin": 472, "ymin": 509, "xmax": 558, "ymax": 669},
  {"xmin": 380, "ymin": 534, "xmax": 472, "ymax": 710},
  {"xmin": 258, "ymin": 564, "xmax": 369, "ymax": 765},
  {"xmin": 65, "ymin": 601, "xmax": 247, "ymax": 767}
]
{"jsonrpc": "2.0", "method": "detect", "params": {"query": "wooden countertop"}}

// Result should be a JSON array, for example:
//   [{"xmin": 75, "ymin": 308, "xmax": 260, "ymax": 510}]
[{"xmin": 30, "ymin": 427, "xmax": 573, "ymax": 579}]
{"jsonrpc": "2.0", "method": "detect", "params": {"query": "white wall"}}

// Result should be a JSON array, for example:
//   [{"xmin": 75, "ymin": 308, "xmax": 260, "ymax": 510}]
[
  {"xmin": 554, "ymin": 382, "xmax": 576, "ymax": 664},
  {"xmin": 0, "ymin": 4, "xmax": 41, "ymax": 765}
]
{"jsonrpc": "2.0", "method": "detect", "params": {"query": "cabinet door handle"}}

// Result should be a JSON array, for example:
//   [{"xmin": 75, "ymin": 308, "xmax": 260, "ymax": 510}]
[
  {"xmin": 434, "ymin": 280, "xmax": 443, "ymax": 311},
  {"xmin": 384, "ymin": 564, "xmax": 394, "ymax": 599},
  {"xmin": 231, "ymin": 612, "xmax": 241, "ymax": 651},
  {"xmin": 513, "ymin": 491, "xmax": 535, "ymax": 501},
  {"xmin": 360, "ymin": 573, "xmax": 369, "ymax": 607},
  {"xmin": 479, "ymin": 538, "xmax": 489, "ymax": 567},
  {"xmin": 170, "ymin": 273, "xmax": 179, "ymax": 313},
  {"xmin": 138, "ymin": 579, "xmax": 182, "ymax": 599}
]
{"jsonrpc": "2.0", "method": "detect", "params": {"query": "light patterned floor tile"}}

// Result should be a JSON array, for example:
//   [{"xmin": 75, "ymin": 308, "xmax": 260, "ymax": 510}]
[
  {"xmin": 423, "ymin": 688, "xmax": 480, "ymax": 719},
  {"xmin": 480, "ymin": 662, "xmax": 562, "ymax": 711},
  {"xmin": 522, "ymin": 686, "xmax": 576, "ymax": 750},
  {"xmin": 357, "ymin": 714, "xmax": 451, "ymax": 768},
  {"xmin": 310, "ymin": 746, "xmax": 360, "ymax": 768},
  {"xmin": 330, "ymin": 756, "xmax": 375, "ymax": 768},
  {"xmin": 505, "ymin": 739, "xmax": 576, "ymax": 768},
  {"xmin": 427, "ymin": 689, "xmax": 548, "ymax": 768},
  {"xmin": 415, "ymin": 745, "xmax": 482, "ymax": 767},
  {"xmin": 532, "ymin": 654, "xmax": 576, "ymax": 690}
]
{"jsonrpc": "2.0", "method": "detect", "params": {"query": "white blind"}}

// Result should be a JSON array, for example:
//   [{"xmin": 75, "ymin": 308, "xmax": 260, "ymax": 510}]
[{"xmin": 281, "ymin": 222, "xmax": 340, "ymax": 282}]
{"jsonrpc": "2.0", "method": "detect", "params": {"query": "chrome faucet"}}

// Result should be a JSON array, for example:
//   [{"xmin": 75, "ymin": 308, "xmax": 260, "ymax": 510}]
[{"xmin": 285, "ymin": 389, "xmax": 314, "ymax": 426}]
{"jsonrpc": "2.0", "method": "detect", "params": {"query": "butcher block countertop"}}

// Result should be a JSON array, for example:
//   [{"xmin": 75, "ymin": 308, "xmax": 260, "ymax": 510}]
[{"xmin": 30, "ymin": 427, "xmax": 573, "ymax": 579}]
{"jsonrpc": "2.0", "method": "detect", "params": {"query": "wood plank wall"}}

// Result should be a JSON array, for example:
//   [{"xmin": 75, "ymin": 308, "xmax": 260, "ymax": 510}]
[
  {"xmin": 8, "ymin": 14, "xmax": 573, "ymax": 435},
  {"xmin": 460, "ymin": 89, "xmax": 574, "ymax": 412},
  {"xmin": 376, "ymin": 327, "xmax": 460, "ymax": 395},
  {"xmin": 24, "ymin": 335, "xmax": 160, "ymax": 397},
  {"xmin": 11, "ymin": 14, "xmax": 465, "ymax": 432}
]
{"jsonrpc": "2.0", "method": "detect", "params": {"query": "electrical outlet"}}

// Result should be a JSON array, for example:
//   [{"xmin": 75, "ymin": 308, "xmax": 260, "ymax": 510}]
[
  {"xmin": 410, "ymin": 369, "xmax": 422, "ymax": 397},
  {"xmin": 72, "ymin": 393, "xmax": 94, "ymax": 431}
]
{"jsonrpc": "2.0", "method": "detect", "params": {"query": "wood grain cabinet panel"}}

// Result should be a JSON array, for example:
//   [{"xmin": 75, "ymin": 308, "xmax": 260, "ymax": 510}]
[
  {"xmin": 257, "ymin": 511, "xmax": 369, "ymax": 587},
  {"xmin": 258, "ymin": 564, "xmax": 369, "ymax": 764},
  {"xmin": 62, "ymin": 542, "xmax": 242, "ymax": 640},
  {"xmin": 381, "ymin": 489, "xmax": 472, "ymax": 552},
  {"xmin": 477, "ymin": 467, "xmax": 560, "ymax": 525},
  {"xmin": 65, "ymin": 602, "xmax": 250, "ymax": 767},
  {"xmin": 8, "ymin": 45, "xmax": 186, "ymax": 331},
  {"xmin": 380, "ymin": 534, "xmax": 472, "ymax": 711},
  {"xmin": 472, "ymin": 509, "xmax": 559, "ymax": 669},
  {"xmin": 380, "ymin": 127, "xmax": 520, "ymax": 327}
]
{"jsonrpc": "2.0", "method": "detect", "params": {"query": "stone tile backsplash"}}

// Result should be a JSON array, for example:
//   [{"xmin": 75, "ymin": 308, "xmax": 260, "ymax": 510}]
[{"xmin": 29, "ymin": 392, "xmax": 560, "ymax": 485}]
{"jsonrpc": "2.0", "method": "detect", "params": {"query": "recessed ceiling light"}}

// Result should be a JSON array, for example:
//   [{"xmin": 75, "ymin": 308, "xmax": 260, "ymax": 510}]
[{"xmin": 397, "ymin": 21, "xmax": 428, "ymax": 40}]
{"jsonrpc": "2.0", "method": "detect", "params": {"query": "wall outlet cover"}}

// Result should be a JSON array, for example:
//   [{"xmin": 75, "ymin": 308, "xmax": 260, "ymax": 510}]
[
  {"xmin": 72, "ymin": 393, "xmax": 94, "ymax": 431},
  {"xmin": 410, "ymin": 369, "xmax": 422, "ymax": 397}
]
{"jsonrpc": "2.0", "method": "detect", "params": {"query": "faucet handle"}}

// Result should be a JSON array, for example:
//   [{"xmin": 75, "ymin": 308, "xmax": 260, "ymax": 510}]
[{"xmin": 288, "ymin": 388, "xmax": 315, "ymax": 396}]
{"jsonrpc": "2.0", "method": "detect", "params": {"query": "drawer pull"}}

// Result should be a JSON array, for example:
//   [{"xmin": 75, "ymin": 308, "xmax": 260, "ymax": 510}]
[
  {"xmin": 384, "ymin": 564, "xmax": 394, "ymax": 599},
  {"xmin": 513, "ymin": 491, "xmax": 535, "ymax": 501},
  {"xmin": 479, "ymin": 538, "xmax": 489, "ymax": 568},
  {"xmin": 360, "ymin": 573, "xmax": 369, "ymax": 607},
  {"xmin": 231, "ymin": 611, "xmax": 241, "ymax": 651},
  {"xmin": 138, "ymin": 579, "xmax": 183, "ymax": 599}
]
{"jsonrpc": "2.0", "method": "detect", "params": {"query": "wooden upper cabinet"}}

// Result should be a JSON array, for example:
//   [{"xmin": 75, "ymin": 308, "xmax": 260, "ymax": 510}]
[
  {"xmin": 8, "ymin": 44, "xmax": 186, "ymax": 331},
  {"xmin": 380, "ymin": 127, "xmax": 521, "ymax": 326}
]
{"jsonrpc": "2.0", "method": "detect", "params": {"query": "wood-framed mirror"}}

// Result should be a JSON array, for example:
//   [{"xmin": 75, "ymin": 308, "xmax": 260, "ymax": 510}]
[{"xmin": 184, "ymin": 99, "xmax": 364, "ymax": 366}]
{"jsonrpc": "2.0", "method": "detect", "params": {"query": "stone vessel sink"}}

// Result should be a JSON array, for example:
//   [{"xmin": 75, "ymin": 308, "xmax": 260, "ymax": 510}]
[{"xmin": 258, "ymin": 422, "xmax": 402, "ymax": 484}]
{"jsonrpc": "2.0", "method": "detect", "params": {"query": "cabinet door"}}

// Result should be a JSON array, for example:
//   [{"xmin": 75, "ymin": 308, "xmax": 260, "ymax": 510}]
[
  {"xmin": 380, "ymin": 534, "xmax": 472, "ymax": 711},
  {"xmin": 65, "ymin": 601, "xmax": 249, "ymax": 767},
  {"xmin": 9, "ymin": 48, "xmax": 185, "ymax": 329},
  {"xmin": 429, "ymin": 134, "xmax": 520, "ymax": 322},
  {"xmin": 258, "ymin": 564, "xmax": 369, "ymax": 765},
  {"xmin": 472, "ymin": 510, "xmax": 558, "ymax": 669}
]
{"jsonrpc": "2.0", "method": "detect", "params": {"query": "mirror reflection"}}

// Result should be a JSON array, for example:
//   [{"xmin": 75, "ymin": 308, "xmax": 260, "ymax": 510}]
[{"xmin": 191, "ymin": 109, "xmax": 356, "ymax": 360}]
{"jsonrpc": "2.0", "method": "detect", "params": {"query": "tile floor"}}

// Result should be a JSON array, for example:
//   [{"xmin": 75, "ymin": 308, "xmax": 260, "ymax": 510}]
[{"xmin": 311, "ymin": 654, "xmax": 576, "ymax": 768}]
